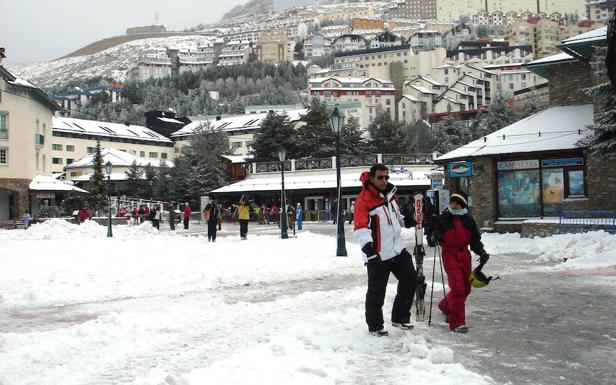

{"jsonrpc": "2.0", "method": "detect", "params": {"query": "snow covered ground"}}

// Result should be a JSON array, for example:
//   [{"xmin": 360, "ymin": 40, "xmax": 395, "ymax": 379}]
[{"xmin": 1, "ymin": 220, "xmax": 615, "ymax": 384}]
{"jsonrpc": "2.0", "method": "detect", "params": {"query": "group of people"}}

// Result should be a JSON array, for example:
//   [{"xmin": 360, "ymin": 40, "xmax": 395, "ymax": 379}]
[
  {"xmin": 120, "ymin": 202, "xmax": 192, "ymax": 231},
  {"xmin": 353, "ymin": 163, "xmax": 490, "ymax": 336}
]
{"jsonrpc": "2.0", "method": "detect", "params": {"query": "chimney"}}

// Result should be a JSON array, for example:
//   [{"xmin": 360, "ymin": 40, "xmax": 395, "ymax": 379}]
[
  {"xmin": 216, "ymin": 116, "xmax": 222, "ymax": 121},
  {"xmin": 0, "ymin": 48, "xmax": 5, "ymax": 65}
]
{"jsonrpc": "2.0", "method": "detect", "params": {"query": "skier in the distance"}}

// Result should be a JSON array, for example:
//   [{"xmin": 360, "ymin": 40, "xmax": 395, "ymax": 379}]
[
  {"xmin": 425, "ymin": 191, "xmax": 490, "ymax": 334},
  {"xmin": 354, "ymin": 163, "xmax": 418, "ymax": 337}
]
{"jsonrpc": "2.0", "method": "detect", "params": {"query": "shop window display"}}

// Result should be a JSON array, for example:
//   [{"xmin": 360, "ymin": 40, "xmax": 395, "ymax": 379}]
[
  {"xmin": 497, "ymin": 170, "xmax": 541, "ymax": 218},
  {"xmin": 542, "ymin": 168, "xmax": 564, "ymax": 217}
]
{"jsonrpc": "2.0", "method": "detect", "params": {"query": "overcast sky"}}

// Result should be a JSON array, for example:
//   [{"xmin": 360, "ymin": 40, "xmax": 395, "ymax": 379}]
[{"xmin": 0, "ymin": 0, "xmax": 246, "ymax": 64}]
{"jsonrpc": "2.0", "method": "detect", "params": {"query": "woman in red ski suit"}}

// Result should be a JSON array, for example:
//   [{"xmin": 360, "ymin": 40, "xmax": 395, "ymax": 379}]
[{"xmin": 426, "ymin": 192, "xmax": 489, "ymax": 333}]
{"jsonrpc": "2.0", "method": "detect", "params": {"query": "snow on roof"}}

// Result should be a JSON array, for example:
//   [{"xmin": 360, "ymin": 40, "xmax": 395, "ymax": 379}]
[
  {"xmin": 66, "ymin": 148, "xmax": 174, "ymax": 169},
  {"xmin": 526, "ymin": 52, "xmax": 575, "ymax": 66},
  {"xmin": 212, "ymin": 167, "xmax": 432, "ymax": 194},
  {"xmin": 172, "ymin": 109, "xmax": 307, "ymax": 138},
  {"xmin": 415, "ymin": 75, "xmax": 443, "ymax": 86},
  {"xmin": 438, "ymin": 96, "xmax": 464, "ymax": 105},
  {"xmin": 221, "ymin": 155, "xmax": 253, "ymax": 163},
  {"xmin": 436, "ymin": 105, "xmax": 594, "ymax": 161},
  {"xmin": 309, "ymin": 76, "xmax": 394, "ymax": 84},
  {"xmin": 401, "ymin": 94, "xmax": 421, "ymax": 102},
  {"xmin": 561, "ymin": 26, "xmax": 607, "ymax": 45},
  {"xmin": 53, "ymin": 117, "xmax": 172, "ymax": 143},
  {"xmin": 29, "ymin": 175, "xmax": 89, "ymax": 193},
  {"xmin": 406, "ymin": 84, "xmax": 438, "ymax": 94},
  {"xmin": 157, "ymin": 117, "xmax": 185, "ymax": 124}
]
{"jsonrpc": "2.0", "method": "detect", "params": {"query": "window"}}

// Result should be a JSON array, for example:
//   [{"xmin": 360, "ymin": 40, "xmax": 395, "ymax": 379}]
[
  {"xmin": 52, "ymin": 158, "xmax": 63, "ymax": 165},
  {"xmin": 149, "ymin": 152, "xmax": 158, "ymax": 158},
  {"xmin": 87, "ymin": 147, "xmax": 96, "ymax": 154},
  {"xmin": 140, "ymin": 151, "xmax": 146, "ymax": 157},
  {"xmin": 0, "ymin": 148, "xmax": 7, "ymax": 165},
  {"xmin": 568, "ymin": 170, "xmax": 585, "ymax": 196},
  {"xmin": 231, "ymin": 142, "xmax": 242, "ymax": 149},
  {"xmin": 497, "ymin": 169, "xmax": 541, "ymax": 218},
  {"xmin": 66, "ymin": 159, "xmax": 74, "ymax": 165},
  {"xmin": 0, "ymin": 112, "xmax": 7, "ymax": 139},
  {"xmin": 161, "ymin": 153, "xmax": 168, "ymax": 159},
  {"xmin": 52, "ymin": 144, "xmax": 63, "ymax": 151},
  {"xmin": 66, "ymin": 145, "xmax": 75, "ymax": 152}
]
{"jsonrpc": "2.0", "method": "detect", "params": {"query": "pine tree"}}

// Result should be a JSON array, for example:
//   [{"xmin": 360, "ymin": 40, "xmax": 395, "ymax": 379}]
[
  {"xmin": 587, "ymin": 46, "xmax": 616, "ymax": 154},
  {"xmin": 252, "ymin": 112, "xmax": 298, "ymax": 161},
  {"xmin": 339, "ymin": 117, "xmax": 369, "ymax": 155},
  {"xmin": 88, "ymin": 140, "xmax": 108, "ymax": 215},
  {"xmin": 142, "ymin": 164, "xmax": 157, "ymax": 200},
  {"xmin": 180, "ymin": 121, "xmax": 231, "ymax": 202},
  {"xmin": 435, "ymin": 112, "xmax": 471, "ymax": 154},
  {"xmin": 367, "ymin": 107, "xmax": 407, "ymax": 153},
  {"xmin": 294, "ymin": 98, "xmax": 335, "ymax": 158},
  {"xmin": 405, "ymin": 120, "xmax": 437, "ymax": 153},
  {"xmin": 153, "ymin": 158, "xmax": 172, "ymax": 201},
  {"xmin": 482, "ymin": 95, "xmax": 513, "ymax": 136},
  {"xmin": 124, "ymin": 160, "xmax": 143, "ymax": 198}
]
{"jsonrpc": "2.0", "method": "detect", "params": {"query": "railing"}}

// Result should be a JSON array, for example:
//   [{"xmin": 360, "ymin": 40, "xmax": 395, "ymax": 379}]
[
  {"xmin": 295, "ymin": 158, "xmax": 332, "ymax": 170},
  {"xmin": 255, "ymin": 161, "xmax": 291, "ymax": 173},
  {"xmin": 557, "ymin": 211, "xmax": 616, "ymax": 235},
  {"xmin": 0, "ymin": 129, "xmax": 7, "ymax": 139},
  {"xmin": 382, "ymin": 153, "xmax": 432, "ymax": 165},
  {"xmin": 340, "ymin": 154, "xmax": 378, "ymax": 167}
]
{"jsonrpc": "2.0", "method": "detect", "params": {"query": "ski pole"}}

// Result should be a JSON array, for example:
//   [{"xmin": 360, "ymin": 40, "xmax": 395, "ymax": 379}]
[
  {"xmin": 438, "ymin": 245, "xmax": 449, "ymax": 320},
  {"xmin": 428, "ymin": 244, "xmax": 438, "ymax": 327}
]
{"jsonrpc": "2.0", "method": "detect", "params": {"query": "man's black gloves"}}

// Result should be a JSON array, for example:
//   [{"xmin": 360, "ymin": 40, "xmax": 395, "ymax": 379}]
[
  {"xmin": 362, "ymin": 242, "xmax": 380, "ymax": 263},
  {"xmin": 427, "ymin": 231, "xmax": 441, "ymax": 247},
  {"xmin": 479, "ymin": 251, "xmax": 490, "ymax": 265}
]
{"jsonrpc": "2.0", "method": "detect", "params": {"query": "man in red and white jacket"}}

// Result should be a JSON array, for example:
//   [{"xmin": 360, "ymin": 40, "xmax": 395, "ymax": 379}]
[{"xmin": 354, "ymin": 164, "xmax": 418, "ymax": 336}]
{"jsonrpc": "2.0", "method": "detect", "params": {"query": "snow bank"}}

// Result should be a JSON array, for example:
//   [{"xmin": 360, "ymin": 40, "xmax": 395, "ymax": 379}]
[
  {"xmin": 0, "ymin": 219, "xmax": 161, "ymax": 241},
  {"xmin": 481, "ymin": 231, "xmax": 616, "ymax": 271},
  {"xmin": 0, "ymin": 221, "xmax": 361, "ymax": 308}
]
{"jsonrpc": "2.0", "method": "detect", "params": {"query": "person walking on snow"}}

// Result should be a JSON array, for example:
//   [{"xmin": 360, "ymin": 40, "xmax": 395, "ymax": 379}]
[
  {"xmin": 234, "ymin": 197, "xmax": 251, "ymax": 240},
  {"xmin": 183, "ymin": 202, "xmax": 191, "ymax": 230},
  {"xmin": 22, "ymin": 211, "xmax": 31, "ymax": 229},
  {"xmin": 348, "ymin": 201, "xmax": 355, "ymax": 224},
  {"xmin": 354, "ymin": 163, "xmax": 418, "ymax": 337},
  {"xmin": 425, "ymin": 191, "xmax": 489, "ymax": 334},
  {"xmin": 296, "ymin": 203, "xmax": 303, "ymax": 230},
  {"xmin": 204, "ymin": 199, "xmax": 220, "ymax": 242},
  {"xmin": 168, "ymin": 202, "xmax": 176, "ymax": 231}
]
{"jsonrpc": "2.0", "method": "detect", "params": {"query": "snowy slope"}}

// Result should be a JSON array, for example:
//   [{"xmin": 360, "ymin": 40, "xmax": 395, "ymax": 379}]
[{"xmin": 10, "ymin": 35, "xmax": 212, "ymax": 89}]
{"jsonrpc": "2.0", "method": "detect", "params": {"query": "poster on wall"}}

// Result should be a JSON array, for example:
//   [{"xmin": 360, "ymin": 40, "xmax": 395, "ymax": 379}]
[
  {"xmin": 448, "ymin": 161, "xmax": 472, "ymax": 177},
  {"xmin": 542, "ymin": 168, "xmax": 564, "ymax": 216},
  {"xmin": 497, "ymin": 170, "xmax": 541, "ymax": 218},
  {"xmin": 568, "ymin": 170, "xmax": 585, "ymax": 196}
]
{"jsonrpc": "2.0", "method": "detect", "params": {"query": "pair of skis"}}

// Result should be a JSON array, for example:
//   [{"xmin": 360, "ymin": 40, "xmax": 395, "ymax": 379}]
[{"xmin": 413, "ymin": 193, "xmax": 428, "ymax": 321}]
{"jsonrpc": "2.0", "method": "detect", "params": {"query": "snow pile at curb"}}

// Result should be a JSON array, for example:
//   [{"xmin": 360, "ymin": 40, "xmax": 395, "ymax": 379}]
[
  {"xmin": 0, "ymin": 219, "xmax": 165, "ymax": 241},
  {"xmin": 481, "ymin": 231, "xmax": 616, "ymax": 270}
]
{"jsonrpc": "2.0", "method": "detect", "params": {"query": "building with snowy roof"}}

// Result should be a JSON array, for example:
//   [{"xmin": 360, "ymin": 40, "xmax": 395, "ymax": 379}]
[
  {"xmin": 0, "ymin": 61, "xmax": 61, "ymax": 221},
  {"xmin": 170, "ymin": 109, "xmax": 308, "ymax": 157},
  {"xmin": 64, "ymin": 148, "xmax": 174, "ymax": 195},
  {"xmin": 211, "ymin": 153, "xmax": 436, "ymax": 218},
  {"xmin": 433, "ymin": 26, "xmax": 615, "ymax": 234},
  {"xmin": 51, "ymin": 116, "xmax": 174, "ymax": 175}
]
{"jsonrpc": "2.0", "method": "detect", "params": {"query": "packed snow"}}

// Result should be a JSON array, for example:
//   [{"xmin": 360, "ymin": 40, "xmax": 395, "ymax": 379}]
[{"xmin": 1, "ymin": 220, "xmax": 614, "ymax": 384}]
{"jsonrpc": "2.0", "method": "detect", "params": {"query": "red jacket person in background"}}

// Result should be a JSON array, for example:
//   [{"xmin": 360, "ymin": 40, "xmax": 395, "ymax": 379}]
[
  {"xmin": 354, "ymin": 164, "xmax": 418, "ymax": 337},
  {"xmin": 183, "ymin": 202, "xmax": 192, "ymax": 230},
  {"xmin": 425, "ymin": 191, "xmax": 489, "ymax": 334}
]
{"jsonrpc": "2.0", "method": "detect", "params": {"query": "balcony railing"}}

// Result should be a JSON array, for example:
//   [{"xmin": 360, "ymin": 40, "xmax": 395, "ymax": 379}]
[
  {"xmin": 0, "ymin": 129, "xmax": 7, "ymax": 139},
  {"xmin": 251, "ymin": 153, "xmax": 433, "ymax": 174}
]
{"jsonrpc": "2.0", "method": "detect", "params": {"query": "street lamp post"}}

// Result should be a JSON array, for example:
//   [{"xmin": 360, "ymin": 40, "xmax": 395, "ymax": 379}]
[
  {"xmin": 330, "ymin": 105, "xmax": 347, "ymax": 257},
  {"xmin": 105, "ymin": 161, "xmax": 113, "ymax": 238},
  {"xmin": 278, "ymin": 148, "xmax": 289, "ymax": 239}
]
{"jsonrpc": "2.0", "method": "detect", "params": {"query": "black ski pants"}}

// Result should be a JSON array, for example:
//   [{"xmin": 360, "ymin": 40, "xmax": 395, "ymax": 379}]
[
  {"xmin": 184, "ymin": 217, "xmax": 189, "ymax": 229},
  {"xmin": 239, "ymin": 219, "xmax": 249, "ymax": 238},
  {"xmin": 365, "ymin": 248, "xmax": 417, "ymax": 332},
  {"xmin": 207, "ymin": 221, "xmax": 217, "ymax": 241}
]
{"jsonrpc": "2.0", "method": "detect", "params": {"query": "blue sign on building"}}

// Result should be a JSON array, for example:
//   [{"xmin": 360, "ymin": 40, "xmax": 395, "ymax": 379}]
[
  {"xmin": 448, "ymin": 161, "xmax": 473, "ymax": 177},
  {"xmin": 541, "ymin": 158, "xmax": 584, "ymax": 168}
]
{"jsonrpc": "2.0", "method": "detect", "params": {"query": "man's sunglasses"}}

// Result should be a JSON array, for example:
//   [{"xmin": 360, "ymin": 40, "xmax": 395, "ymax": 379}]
[{"xmin": 376, "ymin": 175, "xmax": 390, "ymax": 180}]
